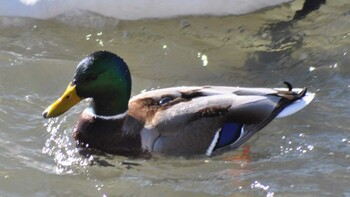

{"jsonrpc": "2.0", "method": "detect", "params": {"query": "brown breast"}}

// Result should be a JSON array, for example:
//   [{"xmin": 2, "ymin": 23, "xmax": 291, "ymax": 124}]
[{"xmin": 73, "ymin": 111, "xmax": 143, "ymax": 157}]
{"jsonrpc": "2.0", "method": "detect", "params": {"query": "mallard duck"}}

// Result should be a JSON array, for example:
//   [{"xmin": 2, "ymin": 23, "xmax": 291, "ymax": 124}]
[{"xmin": 43, "ymin": 51, "xmax": 314, "ymax": 157}]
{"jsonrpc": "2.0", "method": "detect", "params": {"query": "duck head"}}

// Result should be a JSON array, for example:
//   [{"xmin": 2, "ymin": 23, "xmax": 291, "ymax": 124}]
[{"xmin": 43, "ymin": 51, "xmax": 131, "ymax": 118}]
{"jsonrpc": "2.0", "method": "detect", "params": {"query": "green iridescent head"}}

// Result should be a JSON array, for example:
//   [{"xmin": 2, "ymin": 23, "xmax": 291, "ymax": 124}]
[{"xmin": 43, "ymin": 51, "xmax": 132, "ymax": 118}]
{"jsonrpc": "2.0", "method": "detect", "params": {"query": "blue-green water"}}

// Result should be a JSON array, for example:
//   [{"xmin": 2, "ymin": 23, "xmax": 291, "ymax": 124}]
[{"xmin": 0, "ymin": 0, "xmax": 350, "ymax": 196}]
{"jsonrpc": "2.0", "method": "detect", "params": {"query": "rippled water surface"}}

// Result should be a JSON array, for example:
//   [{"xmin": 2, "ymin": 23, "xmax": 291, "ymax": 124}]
[{"xmin": 1, "ymin": 1, "xmax": 350, "ymax": 196}]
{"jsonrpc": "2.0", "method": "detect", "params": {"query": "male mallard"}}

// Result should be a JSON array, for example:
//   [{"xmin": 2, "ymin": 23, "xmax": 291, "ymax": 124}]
[{"xmin": 43, "ymin": 51, "xmax": 314, "ymax": 157}]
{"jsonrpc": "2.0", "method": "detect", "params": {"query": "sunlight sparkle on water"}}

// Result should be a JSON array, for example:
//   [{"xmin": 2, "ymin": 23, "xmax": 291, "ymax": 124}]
[
  {"xmin": 42, "ymin": 118, "xmax": 92, "ymax": 174},
  {"xmin": 251, "ymin": 180, "xmax": 274, "ymax": 197},
  {"xmin": 85, "ymin": 32, "xmax": 104, "ymax": 46},
  {"xmin": 279, "ymin": 134, "xmax": 314, "ymax": 155},
  {"xmin": 197, "ymin": 52, "xmax": 208, "ymax": 66}
]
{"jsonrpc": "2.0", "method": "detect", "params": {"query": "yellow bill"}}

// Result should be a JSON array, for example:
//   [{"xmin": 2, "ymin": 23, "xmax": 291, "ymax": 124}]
[{"xmin": 43, "ymin": 82, "xmax": 82, "ymax": 118}]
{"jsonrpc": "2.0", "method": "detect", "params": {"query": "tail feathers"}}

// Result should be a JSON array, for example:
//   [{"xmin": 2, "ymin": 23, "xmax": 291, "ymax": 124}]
[{"xmin": 276, "ymin": 87, "xmax": 315, "ymax": 118}]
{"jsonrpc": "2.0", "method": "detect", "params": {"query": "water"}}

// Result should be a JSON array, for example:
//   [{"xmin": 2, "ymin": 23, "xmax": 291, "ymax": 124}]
[
  {"xmin": 0, "ymin": 0, "xmax": 350, "ymax": 196},
  {"xmin": 0, "ymin": 0, "xmax": 292, "ymax": 19}
]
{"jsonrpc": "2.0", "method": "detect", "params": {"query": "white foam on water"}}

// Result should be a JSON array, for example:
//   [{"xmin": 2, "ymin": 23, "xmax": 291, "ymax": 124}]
[{"xmin": 0, "ymin": 0, "xmax": 292, "ymax": 20}]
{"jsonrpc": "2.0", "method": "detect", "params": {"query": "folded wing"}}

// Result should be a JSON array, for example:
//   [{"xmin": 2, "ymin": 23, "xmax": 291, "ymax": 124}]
[{"xmin": 128, "ymin": 85, "xmax": 314, "ymax": 155}]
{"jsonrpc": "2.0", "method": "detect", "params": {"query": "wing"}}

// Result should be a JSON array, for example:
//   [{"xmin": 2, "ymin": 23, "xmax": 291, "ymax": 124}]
[{"xmin": 128, "ymin": 85, "xmax": 311, "ymax": 155}]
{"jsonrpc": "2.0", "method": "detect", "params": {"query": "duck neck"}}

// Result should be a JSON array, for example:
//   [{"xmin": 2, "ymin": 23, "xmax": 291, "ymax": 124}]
[{"xmin": 90, "ymin": 93, "xmax": 129, "ymax": 117}]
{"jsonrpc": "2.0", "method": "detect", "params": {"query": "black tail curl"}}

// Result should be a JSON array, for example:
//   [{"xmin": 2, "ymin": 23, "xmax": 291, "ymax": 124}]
[
  {"xmin": 284, "ymin": 81, "xmax": 293, "ymax": 91},
  {"xmin": 280, "ymin": 81, "xmax": 308, "ymax": 101}
]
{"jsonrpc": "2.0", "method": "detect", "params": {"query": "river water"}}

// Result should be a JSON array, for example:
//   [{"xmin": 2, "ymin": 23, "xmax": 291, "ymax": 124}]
[{"xmin": 0, "ymin": 0, "xmax": 350, "ymax": 196}]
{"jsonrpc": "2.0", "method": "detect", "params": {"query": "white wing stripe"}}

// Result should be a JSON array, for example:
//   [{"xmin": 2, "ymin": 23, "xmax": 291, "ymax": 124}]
[{"xmin": 206, "ymin": 128, "xmax": 221, "ymax": 156}]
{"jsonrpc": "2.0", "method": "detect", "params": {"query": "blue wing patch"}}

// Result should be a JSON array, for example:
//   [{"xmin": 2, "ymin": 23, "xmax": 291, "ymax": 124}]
[
  {"xmin": 206, "ymin": 122, "xmax": 244, "ymax": 156},
  {"xmin": 215, "ymin": 122, "xmax": 243, "ymax": 149}
]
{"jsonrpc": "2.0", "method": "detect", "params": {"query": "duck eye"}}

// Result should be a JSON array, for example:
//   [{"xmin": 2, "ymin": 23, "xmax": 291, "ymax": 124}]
[{"xmin": 159, "ymin": 97, "xmax": 173, "ymax": 105}]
